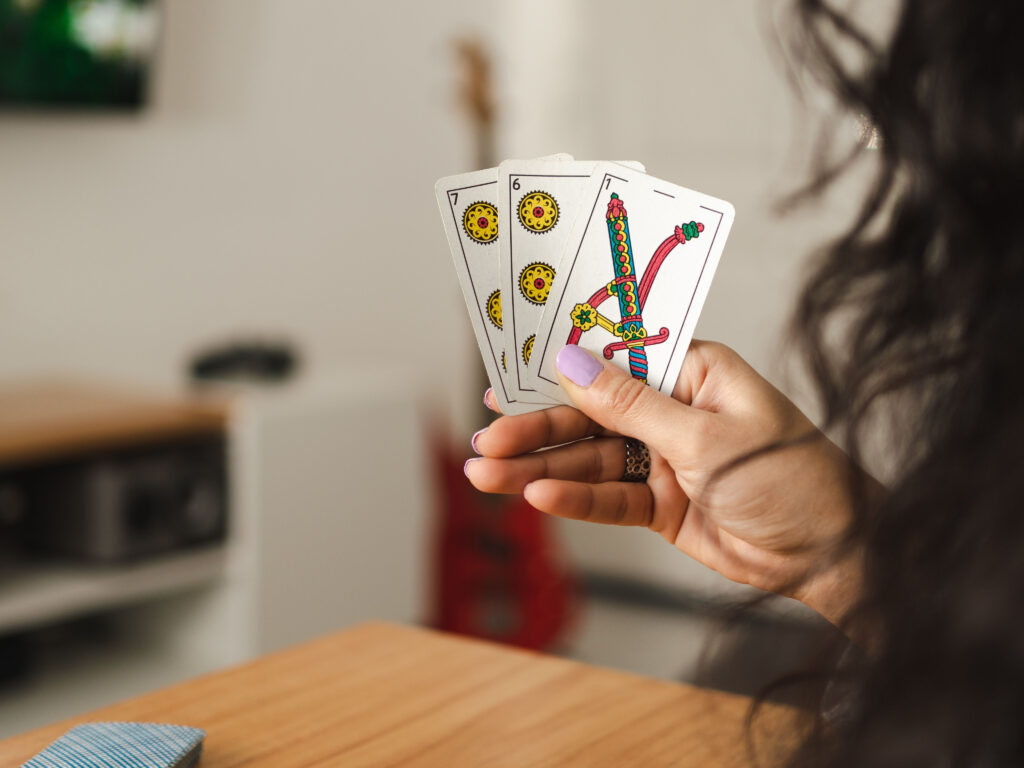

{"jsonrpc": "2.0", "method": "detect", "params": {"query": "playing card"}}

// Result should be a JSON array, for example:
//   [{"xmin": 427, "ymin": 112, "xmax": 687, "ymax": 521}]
[
  {"xmin": 22, "ymin": 722, "xmax": 205, "ymax": 768},
  {"xmin": 497, "ymin": 159, "xmax": 645, "ymax": 404},
  {"xmin": 434, "ymin": 155, "xmax": 571, "ymax": 415},
  {"xmin": 529, "ymin": 163, "xmax": 734, "ymax": 403}
]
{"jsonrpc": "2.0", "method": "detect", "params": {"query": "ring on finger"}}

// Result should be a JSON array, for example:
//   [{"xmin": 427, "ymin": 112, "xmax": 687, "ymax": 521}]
[{"xmin": 621, "ymin": 438, "xmax": 651, "ymax": 482}]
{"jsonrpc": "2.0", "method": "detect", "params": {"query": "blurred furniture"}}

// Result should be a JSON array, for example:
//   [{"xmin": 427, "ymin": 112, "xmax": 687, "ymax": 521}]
[
  {"xmin": 0, "ymin": 622, "xmax": 793, "ymax": 767},
  {"xmin": 0, "ymin": 375, "xmax": 429, "ymax": 737},
  {"xmin": 0, "ymin": 382, "xmax": 226, "ymax": 468},
  {"xmin": 0, "ymin": 381, "xmax": 230, "ymax": 632},
  {"xmin": 2, "ymin": 383, "xmax": 228, "ymax": 564}
]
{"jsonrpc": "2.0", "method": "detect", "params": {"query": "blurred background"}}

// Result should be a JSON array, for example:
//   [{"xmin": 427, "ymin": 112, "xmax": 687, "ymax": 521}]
[{"xmin": 0, "ymin": 0, "xmax": 874, "ymax": 737}]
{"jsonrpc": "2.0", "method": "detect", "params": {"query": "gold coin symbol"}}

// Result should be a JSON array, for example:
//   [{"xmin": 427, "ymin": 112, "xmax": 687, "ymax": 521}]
[
  {"xmin": 519, "ymin": 262, "xmax": 555, "ymax": 305},
  {"xmin": 486, "ymin": 289, "xmax": 502, "ymax": 329},
  {"xmin": 517, "ymin": 191, "xmax": 559, "ymax": 233},
  {"xmin": 463, "ymin": 202, "xmax": 498, "ymax": 244}
]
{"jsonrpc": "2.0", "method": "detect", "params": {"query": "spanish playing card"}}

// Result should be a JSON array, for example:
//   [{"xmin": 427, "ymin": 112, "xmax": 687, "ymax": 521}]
[
  {"xmin": 528, "ymin": 162, "xmax": 734, "ymax": 404},
  {"xmin": 434, "ymin": 155, "xmax": 571, "ymax": 414},
  {"xmin": 497, "ymin": 159, "xmax": 645, "ymax": 405}
]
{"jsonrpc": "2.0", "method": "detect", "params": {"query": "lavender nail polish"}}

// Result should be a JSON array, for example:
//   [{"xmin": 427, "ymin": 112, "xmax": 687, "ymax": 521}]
[
  {"xmin": 556, "ymin": 344, "xmax": 603, "ymax": 387},
  {"xmin": 483, "ymin": 388, "xmax": 494, "ymax": 409},
  {"xmin": 463, "ymin": 457, "xmax": 480, "ymax": 477},
  {"xmin": 471, "ymin": 428, "xmax": 487, "ymax": 454}
]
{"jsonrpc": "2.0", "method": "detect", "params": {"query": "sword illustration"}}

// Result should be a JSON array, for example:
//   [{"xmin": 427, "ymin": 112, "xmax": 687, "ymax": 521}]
[{"xmin": 568, "ymin": 192, "xmax": 704, "ymax": 382}]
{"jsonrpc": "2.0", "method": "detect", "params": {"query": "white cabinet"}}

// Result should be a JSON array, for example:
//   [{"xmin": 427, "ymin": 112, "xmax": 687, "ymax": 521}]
[{"xmin": 0, "ymin": 374, "xmax": 431, "ymax": 737}]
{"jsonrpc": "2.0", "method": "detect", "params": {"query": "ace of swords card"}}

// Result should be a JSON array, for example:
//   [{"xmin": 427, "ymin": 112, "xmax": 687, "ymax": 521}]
[
  {"xmin": 497, "ymin": 159, "xmax": 645, "ymax": 404},
  {"xmin": 529, "ymin": 162, "xmax": 735, "ymax": 404},
  {"xmin": 434, "ymin": 156, "xmax": 571, "ymax": 415}
]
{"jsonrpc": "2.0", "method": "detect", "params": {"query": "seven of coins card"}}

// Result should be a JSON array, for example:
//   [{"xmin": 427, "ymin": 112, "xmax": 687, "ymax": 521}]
[{"xmin": 435, "ymin": 156, "xmax": 734, "ymax": 413}]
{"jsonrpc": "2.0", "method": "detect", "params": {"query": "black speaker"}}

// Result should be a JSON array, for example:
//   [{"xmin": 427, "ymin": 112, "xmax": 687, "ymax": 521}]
[{"xmin": 18, "ymin": 436, "xmax": 227, "ymax": 563}]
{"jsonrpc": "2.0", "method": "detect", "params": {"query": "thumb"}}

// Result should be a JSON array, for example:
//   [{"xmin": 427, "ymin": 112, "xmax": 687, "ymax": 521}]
[{"xmin": 555, "ymin": 343, "xmax": 710, "ymax": 461}]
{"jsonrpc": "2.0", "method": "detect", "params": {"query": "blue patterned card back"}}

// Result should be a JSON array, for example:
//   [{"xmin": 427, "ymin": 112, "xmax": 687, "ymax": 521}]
[{"xmin": 21, "ymin": 722, "xmax": 205, "ymax": 768}]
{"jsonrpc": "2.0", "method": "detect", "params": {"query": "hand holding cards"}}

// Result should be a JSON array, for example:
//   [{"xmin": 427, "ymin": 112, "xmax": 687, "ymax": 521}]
[{"xmin": 435, "ymin": 157, "xmax": 734, "ymax": 412}]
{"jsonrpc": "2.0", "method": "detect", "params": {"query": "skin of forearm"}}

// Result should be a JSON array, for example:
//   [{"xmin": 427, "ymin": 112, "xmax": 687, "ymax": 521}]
[{"xmin": 794, "ymin": 543, "xmax": 865, "ymax": 628}]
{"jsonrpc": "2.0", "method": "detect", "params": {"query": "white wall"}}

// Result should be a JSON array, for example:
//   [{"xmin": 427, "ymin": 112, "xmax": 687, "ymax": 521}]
[{"xmin": 0, "ymin": 0, "xmax": 493, "ymax": 425}]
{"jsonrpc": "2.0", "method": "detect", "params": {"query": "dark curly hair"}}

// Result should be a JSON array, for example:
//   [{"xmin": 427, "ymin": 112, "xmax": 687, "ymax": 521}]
[{"xmin": 777, "ymin": 0, "xmax": 1024, "ymax": 764}]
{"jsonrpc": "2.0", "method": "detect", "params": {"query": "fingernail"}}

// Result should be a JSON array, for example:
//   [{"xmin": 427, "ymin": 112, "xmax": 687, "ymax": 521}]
[
  {"xmin": 463, "ymin": 457, "xmax": 480, "ymax": 477},
  {"xmin": 483, "ymin": 388, "xmax": 496, "ymax": 412},
  {"xmin": 556, "ymin": 344, "xmax": 603, "ymax": 387},
  {"xmin": 471, "ymin": 428, "xmax": 487, "ymax": 454}
]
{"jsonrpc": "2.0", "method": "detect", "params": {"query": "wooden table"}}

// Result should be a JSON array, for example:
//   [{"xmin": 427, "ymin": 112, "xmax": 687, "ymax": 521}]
[{"xmin": 0, "ymin": 623, "xmax": 791, "ymax": 767}]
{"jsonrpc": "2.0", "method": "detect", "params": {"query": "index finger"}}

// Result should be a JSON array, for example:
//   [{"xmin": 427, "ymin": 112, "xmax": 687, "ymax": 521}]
[{"xmin": 473, "ymin": 403, "xmax": 616, "ymax": 458}]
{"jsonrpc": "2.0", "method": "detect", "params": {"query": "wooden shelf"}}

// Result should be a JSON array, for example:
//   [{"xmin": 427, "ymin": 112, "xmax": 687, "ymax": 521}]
[
  {"xmin": 0, "ymin": 380, "xmax": 228, "ymax": 470},
  {"xmin": 0, "ymin": 546, "xmax": 227, "ymax": 635}
]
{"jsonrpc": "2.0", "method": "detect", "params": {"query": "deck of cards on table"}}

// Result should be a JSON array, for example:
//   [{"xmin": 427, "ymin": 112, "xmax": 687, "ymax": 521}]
[{"xmin": 435, "ymin": 156, "xmax": 735, "ymax": 413}]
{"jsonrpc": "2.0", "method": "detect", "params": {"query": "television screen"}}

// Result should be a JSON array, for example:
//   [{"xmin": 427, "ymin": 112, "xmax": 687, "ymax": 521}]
[{"xmin": 0, "ymin": 0, "xmax": 159, "ymax": 109}]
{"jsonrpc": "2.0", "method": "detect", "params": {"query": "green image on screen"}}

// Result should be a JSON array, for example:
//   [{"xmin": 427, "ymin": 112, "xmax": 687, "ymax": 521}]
[{"xmin": 0, "ymin": 0, "xmax": 159, "ymax": 109}]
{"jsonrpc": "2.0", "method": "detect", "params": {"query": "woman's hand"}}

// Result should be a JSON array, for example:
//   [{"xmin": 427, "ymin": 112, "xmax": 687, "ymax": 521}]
[{"xmin": 465, "ymin": 341, "xmax": 866, "ymax": 625}]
